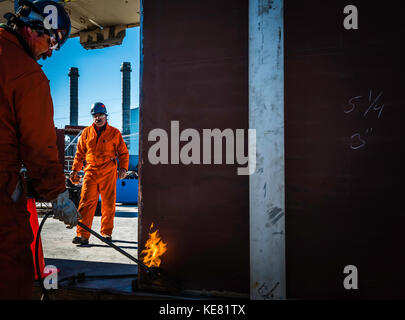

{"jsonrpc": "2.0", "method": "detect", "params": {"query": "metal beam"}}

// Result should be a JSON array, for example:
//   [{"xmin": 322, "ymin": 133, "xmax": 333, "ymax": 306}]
[{"xmin": 249, "ymin": 0, "xmax": 285, "ymax": 300}]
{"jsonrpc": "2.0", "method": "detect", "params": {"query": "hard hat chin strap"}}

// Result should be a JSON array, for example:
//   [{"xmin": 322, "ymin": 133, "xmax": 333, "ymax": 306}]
[{"xmin": 3, "ymin": 12, "xmax": 18, "ymax": 26}]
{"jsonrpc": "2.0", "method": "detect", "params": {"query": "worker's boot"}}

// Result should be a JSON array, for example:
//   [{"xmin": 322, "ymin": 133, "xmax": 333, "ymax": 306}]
[
  {"xmin": 72, "ymin": 236, "xmax": 89, "ymax": 245},
  {"xmin": 103, "ymin": 235, "xmax": 112, "ymax": 242}
]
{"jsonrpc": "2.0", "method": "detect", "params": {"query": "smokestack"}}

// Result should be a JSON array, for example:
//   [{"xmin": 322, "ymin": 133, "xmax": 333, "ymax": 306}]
[
  {"xmin": 121, "ymin": 62, "xmax": 131, "ymax": 149},
  {"xmin": 68, "ymin": 67, "xmax": 79, "ymax": 126}
]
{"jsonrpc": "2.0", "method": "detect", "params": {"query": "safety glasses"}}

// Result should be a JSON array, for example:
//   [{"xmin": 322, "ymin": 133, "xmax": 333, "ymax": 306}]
[
  {"xmin": 29, "ymin": 26, "xmax": 59, "ymax": 50},
  {"xmin": 48, "ymin": 35, "xmax": 59, "ymax": 50},
  {"xmin": 31, "ymin": 26, "xmax": 63, "ymax": 50},
  {"xmin": 93, "ymin": 114, "xmax": 107, "ymax": 119}
]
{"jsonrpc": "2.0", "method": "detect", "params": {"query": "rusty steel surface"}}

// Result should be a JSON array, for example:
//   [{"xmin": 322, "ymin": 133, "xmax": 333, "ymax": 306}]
[
  {"xmin": 56, "ymin": 128, "xmax": 65, "ymax": 168},
  {"xmin": 64, "ymin": 125, "xmax": 87, "ymax": 135},
  {"xmin": 139, "ymin": 0, "xmax": 249, "ymax": 295},
  {"xmin": 285, "ymin": 0, "xmax": 405, "ymax": 298}
]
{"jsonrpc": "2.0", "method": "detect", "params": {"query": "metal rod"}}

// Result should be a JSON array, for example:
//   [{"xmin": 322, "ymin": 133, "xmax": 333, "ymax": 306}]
[
  {"xmin": 77, "ymin": 221, "xmax": 150, "ymax": 270},
  {"xmin": 64, "ymin": 130, "xmax": 82, "ymax": 151},
  {"xmin": 88, "ymin": 18, "xmax": 103, "ymax": 30}
]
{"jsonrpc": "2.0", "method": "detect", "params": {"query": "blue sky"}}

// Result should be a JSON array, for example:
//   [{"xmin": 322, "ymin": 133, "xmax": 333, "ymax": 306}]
[{"xmin": 41, "ymin": 26, "xmax": 140, "ymax": 131}]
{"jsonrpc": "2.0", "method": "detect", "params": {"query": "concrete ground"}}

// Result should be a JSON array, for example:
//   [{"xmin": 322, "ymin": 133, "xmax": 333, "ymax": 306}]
[
  {"xmin": 34, "ymin": 204, "xmax": 223, "ymax": 299},
  {"xmin": 38, "ymin": 204, "xmax": 138, "ymax": 265}
]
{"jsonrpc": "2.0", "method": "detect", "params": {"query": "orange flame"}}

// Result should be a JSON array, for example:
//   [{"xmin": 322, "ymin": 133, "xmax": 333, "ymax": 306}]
[{"xmin": 141, "ymin": 223, "xmax": 168, "ymax": 268}]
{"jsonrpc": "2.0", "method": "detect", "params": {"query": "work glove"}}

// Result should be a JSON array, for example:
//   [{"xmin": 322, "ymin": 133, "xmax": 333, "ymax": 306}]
[
  {"xmin": 51, "ymin": 190, "xmax": 81, "ymax": 228},
  {"xmin": 69, "ymin": 171, "xmax": 80, "ymax": 184},
  {"xmin": 119, "ymin": 168, "xmax": 127, "ymax": 180}
]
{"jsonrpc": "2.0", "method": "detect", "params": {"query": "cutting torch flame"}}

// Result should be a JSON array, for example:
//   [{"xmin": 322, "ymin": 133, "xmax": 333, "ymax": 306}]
[{"xmin": 141, "ymin": 223, "xmax": 168, "ymax": 268}]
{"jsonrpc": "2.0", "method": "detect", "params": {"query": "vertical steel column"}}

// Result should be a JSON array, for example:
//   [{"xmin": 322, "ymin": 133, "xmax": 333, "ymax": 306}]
[{"xmin": 249, "ymin": 0, "xmax": 285, "ymax": 299}]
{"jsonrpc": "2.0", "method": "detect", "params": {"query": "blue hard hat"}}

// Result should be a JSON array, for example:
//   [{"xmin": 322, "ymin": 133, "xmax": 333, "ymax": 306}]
[
  {"xmin": 91, "ymin": 102, "xmax": 108, "ymax": 115},
  {"xmin": 14, "ymin": 0, "xmax": 71, "ymax": 49}
]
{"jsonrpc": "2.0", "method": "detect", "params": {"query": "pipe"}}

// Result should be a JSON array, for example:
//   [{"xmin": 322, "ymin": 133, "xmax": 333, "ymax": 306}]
[{"xmin": 77, "ymin": 221, "xmax": 151, "ymax": 271}]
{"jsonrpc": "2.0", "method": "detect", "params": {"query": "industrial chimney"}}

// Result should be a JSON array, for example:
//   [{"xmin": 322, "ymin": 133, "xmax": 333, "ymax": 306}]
[
  {"xmin": 68, "ymin": 67, "xmax": 79, "ymax": 126},
  {"xmin": 120, "ymin": 62, "xmax": 131, "ymax": 149}
]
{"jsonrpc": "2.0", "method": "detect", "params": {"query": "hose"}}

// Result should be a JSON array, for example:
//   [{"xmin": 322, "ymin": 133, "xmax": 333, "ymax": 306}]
[
  {"xmin": 34, "ymin": 212, "xmax": 138, "ymax": 300},
  {"xmin": 35, "ymin": 211, "xmax": 52, "ymax": 300},
  {"xmin": 34, "ymin": 212, "xmax": 167, "ymax": 300},
  {"xmin": 58, "ymin": 273, "xmax": 138, "ymax": 285}
]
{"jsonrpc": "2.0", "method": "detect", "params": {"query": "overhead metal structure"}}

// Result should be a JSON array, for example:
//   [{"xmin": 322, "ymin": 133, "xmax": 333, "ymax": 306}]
[{"xmin": 0, "ymin": 0, "xmax": 140, "ymax": 49}]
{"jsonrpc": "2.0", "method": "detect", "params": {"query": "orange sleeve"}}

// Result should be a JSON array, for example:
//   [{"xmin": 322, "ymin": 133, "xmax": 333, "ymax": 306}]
[
  {"xmin": 72, "ymin": 128, "xmax": 87, "ymax": 172},
  {"xmin": 116, "ymin": 131, "xmax": 129, "ymax": 170},
  {"xmin": 13, "ymin": 71, "xmax": 66, "ymax": 201}
]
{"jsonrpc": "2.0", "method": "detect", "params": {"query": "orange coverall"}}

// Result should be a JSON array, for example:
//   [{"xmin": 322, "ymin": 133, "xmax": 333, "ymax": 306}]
[
  {"xmin": 0, "ymin": 28, "xmax": 66, "ymax": 299},
  {"xmin": 72, "ymin": 123, "xmax": 129, "ymax": 239}
]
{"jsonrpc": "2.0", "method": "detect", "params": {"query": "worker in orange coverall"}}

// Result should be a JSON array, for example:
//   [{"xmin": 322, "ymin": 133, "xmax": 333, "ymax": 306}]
[
  {"xmin": 0, "ymin": 0, "xmax": 80, "ymax": 299},
  {"xmin": 70, "ymin": 102, "xmax": 129, "ymax": 245}
]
